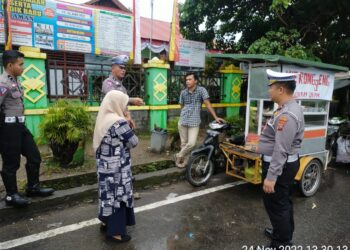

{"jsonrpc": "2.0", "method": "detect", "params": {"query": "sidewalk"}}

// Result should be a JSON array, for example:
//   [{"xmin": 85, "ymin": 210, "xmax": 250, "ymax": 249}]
[
  {"xmin": 0, "ymin": 131, "xmax": 208, "ymax": 224},
  {"xmin": 0, "ymin": 130, "xmax": 207, "ymax": 195}
]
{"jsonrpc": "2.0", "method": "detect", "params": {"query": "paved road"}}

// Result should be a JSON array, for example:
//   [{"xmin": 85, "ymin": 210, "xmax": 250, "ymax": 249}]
[{"xmin": 0, "ymin": 166, "xmax": 349, "ymax": 250}]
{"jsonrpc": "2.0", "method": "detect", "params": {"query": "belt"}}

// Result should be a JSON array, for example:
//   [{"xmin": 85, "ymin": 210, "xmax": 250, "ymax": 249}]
[
  {"xmin": 4, "ymin": 116, "xmax": 25, "ymax": 123},
  {"xmin": 263, "ymin": 154, "xmax": 299, "ymax": 163}
]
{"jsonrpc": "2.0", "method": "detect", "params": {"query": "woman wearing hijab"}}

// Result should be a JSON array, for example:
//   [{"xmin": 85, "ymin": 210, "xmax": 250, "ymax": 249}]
[{"xmin": 93, "ymin": 90, "xmax": 139, "ymax": 243}]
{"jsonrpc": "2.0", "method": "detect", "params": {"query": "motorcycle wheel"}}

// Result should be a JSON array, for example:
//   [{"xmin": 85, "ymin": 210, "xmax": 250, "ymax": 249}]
[
  {"xmin": 186, "ymin": 153, "xmax": 214, "ymax": 187},
  {"xmin": 299, "ymin": 159, "xmax": 322, "ymax": 197}
]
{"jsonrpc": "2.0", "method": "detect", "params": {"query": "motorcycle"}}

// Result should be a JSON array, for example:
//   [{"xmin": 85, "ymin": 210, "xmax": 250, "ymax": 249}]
[
  {"xmin": 186, "ymin": 121, "xmax": 244, "ymax": 187},
  {"xmin": 326, "ymin": 117, "xmax": 347, "ymax": 164}
]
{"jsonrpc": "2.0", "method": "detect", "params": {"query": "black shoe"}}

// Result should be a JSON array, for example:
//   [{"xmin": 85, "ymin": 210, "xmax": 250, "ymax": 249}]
[
  {"xmin": 106, "ymin": 235, "xmax": 131, "ymax": 243},
  {"xmin": 26, "ymin": 184, "xmax": 54, "ymax": 197},
  {"xmin": 5, "ymin": 193, "xmax": 31, "ymax": 207},
  {"xmin": 264, "ymin": 227, "xmax": 275, "ymax": 240}
]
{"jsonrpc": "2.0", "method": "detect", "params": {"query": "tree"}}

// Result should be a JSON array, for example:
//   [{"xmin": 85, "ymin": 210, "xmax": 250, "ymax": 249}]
[
  {"xmin": 180, "ymin": 0, "xmax": 350, "ymax": 66},
  {"xmin": 273, "ymin": 0, "xmax": 350, "ymax": 65},
  {"xmin": 247, "ymin": 27, "xmax": 320, "ymax": 61},
  {"xmin": 180, "ymin": 0, "xmax": 276, "ymax": 51}
]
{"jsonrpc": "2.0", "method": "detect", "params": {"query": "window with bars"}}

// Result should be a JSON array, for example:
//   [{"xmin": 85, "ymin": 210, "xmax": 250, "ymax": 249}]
[{"xmin": 45, "ymin": 50, "xmax": 86, "ymax": 100}]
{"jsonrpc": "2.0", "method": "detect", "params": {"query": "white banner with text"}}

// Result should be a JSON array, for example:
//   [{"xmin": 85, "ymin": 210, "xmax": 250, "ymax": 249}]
[{"xmin": 283, "ymin": 65, "xmax": 335, "ymax": 100}]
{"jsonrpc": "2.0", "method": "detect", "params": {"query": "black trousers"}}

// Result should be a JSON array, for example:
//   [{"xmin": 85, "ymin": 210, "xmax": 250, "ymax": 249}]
[
  {"xmin": 0, "ymin": 122, "xmax": 41, "ymax": 194},
  {"xmin": 262, "ymin": 159, "xmax": 300, "ymax": 244}
]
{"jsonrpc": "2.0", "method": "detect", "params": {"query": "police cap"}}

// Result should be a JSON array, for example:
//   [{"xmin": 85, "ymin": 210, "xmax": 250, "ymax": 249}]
[
  {"xmin": 111, "ymin": 55, "xmax": 129, "ymax": 66},
  {"xmin": 266, "ymin": 69, "xmax": 298, "ymax": 86}
]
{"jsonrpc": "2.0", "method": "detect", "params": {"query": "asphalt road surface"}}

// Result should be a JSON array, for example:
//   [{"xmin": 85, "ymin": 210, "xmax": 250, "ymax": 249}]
[{"xmin": 0, "ymin": 165, "xmax": 349, "ymax": 250}]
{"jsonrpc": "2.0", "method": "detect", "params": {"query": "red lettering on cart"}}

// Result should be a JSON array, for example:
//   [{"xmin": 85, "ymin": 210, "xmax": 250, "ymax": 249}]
[{"xmin": 308, "ymin": 92, "xmax": 320, "ymax": 98}]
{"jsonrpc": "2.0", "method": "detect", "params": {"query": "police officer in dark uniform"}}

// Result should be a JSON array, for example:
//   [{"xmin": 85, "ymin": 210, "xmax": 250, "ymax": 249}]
[
  {"xmin": 101, "ymin": 55, "xmax": 144, "ymax": 129},
  {"xmin": 258, "ymin": 69, "xmax": 305, "ymax": 249},
  {"xmin": 0, "ymin": 50, "xmax": 54, "ymax": 207}
]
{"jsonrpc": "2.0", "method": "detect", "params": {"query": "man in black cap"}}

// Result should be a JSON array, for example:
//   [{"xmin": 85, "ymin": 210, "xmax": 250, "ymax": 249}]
[
  {"xmin": 101, "ymin": 55, "xmax": 144, "ymax": 129},
  {"xmin": 0, "ymin": 50, "xmax": 54, "ymax": 207},
  {"xmin": 257, "ymin": 69, "xmax": 305, "ymax": 248}
]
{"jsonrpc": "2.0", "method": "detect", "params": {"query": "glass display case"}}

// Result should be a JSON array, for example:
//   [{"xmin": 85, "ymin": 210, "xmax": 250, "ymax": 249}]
[
  {"xmin": 299, "ymin": 100, "xmax": 329, "ymax": 128},
  {"xmin": 246, "ymin": 99, "xmax": 329, "ymax": 135}
]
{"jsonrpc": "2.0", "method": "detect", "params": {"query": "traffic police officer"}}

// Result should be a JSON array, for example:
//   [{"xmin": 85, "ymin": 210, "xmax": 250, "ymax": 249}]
[
  {"xmin": 101, "ymin": 55, "xmax": 143, "ymax": 129},
  {"xmin": 258, "ymin": 69, "xmax": 305, "ymax": 248},
  {"xmin": 0, "ymin": 50, "xmax": 54, "ymax": 207}
]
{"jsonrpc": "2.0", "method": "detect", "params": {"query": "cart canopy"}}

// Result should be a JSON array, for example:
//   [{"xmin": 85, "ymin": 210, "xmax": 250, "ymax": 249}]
[
  {"xmin": 208, "ymin": 54, "xmax": 348, "ymax": 100},
  {"xmin": 207, "ymin": 54, "xmax": 348, "ymax": 72}
]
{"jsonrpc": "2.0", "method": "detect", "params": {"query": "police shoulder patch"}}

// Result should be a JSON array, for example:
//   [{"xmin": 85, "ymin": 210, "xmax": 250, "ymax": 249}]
[
  {"xmin": 277, "ymin": 115, "xmax": 288, "ymax": 131},
  {"xmin": 0, "ymin": 86, "xmax": 8, "ymax": 96}
]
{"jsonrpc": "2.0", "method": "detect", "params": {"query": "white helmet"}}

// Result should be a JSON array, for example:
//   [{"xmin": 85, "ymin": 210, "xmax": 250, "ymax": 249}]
[{"xmin": 209, "ymin": 121, "xmax": 225, "ymax": 130}]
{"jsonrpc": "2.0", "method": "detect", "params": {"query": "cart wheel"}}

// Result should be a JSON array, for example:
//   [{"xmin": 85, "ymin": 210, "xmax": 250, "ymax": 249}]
[
  {"xmin": 299, "ymin": 159, "xmax": 322, "ymax": 197},
  {"xmin": 186, "ymin": 154, "xmax": 214, "ymax": 187}
]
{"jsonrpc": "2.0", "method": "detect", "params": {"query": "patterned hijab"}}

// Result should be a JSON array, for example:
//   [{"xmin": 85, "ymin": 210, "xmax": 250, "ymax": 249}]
[{"xmin": 93, "ymin": 90, "xmax": 129, "ymax": 151}]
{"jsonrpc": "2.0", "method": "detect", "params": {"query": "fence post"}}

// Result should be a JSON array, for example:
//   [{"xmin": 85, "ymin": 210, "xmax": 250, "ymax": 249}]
[
  {"xmin": 143, "ymin": 59, "xmax": 170, "ymax": 131},
  {"xmin": 19, "ymin": 46, "xmax": 48, "ymax": 139},
  {"xmin": 219, "ymin": 65, "xmax": 244, "ymax": 118}
]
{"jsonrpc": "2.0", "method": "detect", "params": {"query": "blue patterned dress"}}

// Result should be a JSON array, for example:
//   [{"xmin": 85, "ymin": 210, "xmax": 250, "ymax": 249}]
[{"xmin": 96, "ymin": 120, "xmax": 138, "ymax": 236}]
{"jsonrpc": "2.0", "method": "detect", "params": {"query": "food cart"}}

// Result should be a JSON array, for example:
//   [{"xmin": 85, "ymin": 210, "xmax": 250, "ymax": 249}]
[{"xmin": 210, "ymin": 54, "xmax": 348, "ymax": 196}]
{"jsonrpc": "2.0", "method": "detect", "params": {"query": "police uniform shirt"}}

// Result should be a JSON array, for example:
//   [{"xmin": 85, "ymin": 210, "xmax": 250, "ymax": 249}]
[
  {"xmin": 101, "ymin": 75, "xmax": 139, "ymax": 109},
  {"xmin": 0, "ymin": 72, "xmax": 24, "ymax": 116},
  {"xmin": 258, "ymin": 99, "xmax": 305, "ymax": 181},
  {"xmin": 101, "ymin": 75, "xmax": 127, "ymax": 96}
]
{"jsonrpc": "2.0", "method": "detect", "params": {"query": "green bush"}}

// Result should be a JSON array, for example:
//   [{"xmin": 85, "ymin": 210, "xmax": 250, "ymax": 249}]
[
  {"xmin": 39, "ymin": 100, "xmax": 92, "ymax": 145},
  {"xmin": 39, "ymin": 100, "xmax": 93, "ymax": 167},
  {"xmin": 225, "ymin": 116, "xmax": 245, "ymax": 136},
  {"xmin": 168, "ymin": 117, "xmax": 180, "ymax": 151},
  {"xmin": 168, "ymin": 116, "xmax": 180, "ymax": 136}
]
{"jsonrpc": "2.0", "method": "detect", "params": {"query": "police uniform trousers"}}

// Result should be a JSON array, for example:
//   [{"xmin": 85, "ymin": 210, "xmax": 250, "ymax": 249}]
[
  {"xmin": 262, "ymin": 159, "xmax": 300, "ymax": 244},
  {"xmin": 0, "ymin": 121, "xmax": 41, "ymax": 194},
  {"xmin": 98, "ymin": 202, "xmax": 135, "ymax": 237}
]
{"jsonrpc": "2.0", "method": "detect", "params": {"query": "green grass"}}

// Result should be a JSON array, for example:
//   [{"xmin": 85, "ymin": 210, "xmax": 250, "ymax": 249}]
[
  {"xmin": 41, "ymin": 157, "xmax": 95, "ymax": 176},
  {"xmin": 132, "ymin": 160, "xmax": 175, "ymax": 175}
]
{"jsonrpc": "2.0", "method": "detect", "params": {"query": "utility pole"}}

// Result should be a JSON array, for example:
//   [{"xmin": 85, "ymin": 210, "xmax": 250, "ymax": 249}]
[{"xmin": 149, "ymin": 0, "xmax": 154, "ymax": 59}]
